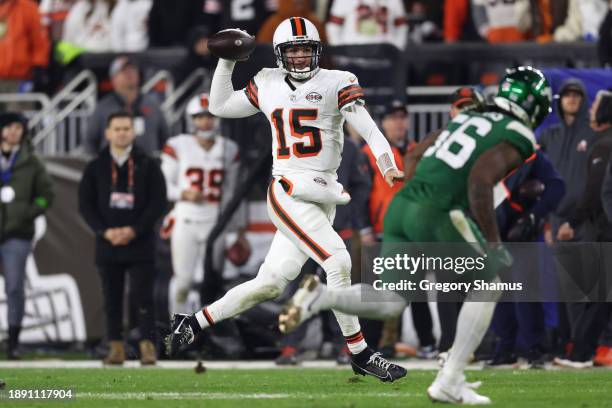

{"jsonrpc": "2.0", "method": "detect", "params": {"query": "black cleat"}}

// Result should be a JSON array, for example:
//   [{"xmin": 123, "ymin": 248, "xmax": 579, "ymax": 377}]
[
  {"xmin": 165, "ymin": 313, "xmax": 195, "ymax": 357},
  {"xmin": 351, "ymin": 349, "xmax": 407, "ymax": 382}
]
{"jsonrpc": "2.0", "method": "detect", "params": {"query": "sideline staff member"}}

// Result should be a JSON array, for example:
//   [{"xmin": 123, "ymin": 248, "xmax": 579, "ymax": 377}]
[
  {"xmin": 79, "ymin": 112, "xmax": 167, "ymax": 365},
  {"xmin": 0, "ymin": 112, "xmax": 54, "ymax": 359}
]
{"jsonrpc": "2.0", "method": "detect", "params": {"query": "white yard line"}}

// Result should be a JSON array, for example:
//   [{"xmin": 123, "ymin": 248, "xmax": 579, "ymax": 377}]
[{"xmin": 76, "ymin": 391, "xmax": 420, "ymax": 400}]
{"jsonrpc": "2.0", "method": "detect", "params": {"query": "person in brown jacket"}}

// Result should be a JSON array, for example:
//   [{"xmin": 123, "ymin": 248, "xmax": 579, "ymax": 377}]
[
  {"xmin": 0, "ymin": 0, "xmax": 50, "ymax": 100},
  {"xmin": 256, "ymin": 0, "xmax": 327, "ymax": 43}
]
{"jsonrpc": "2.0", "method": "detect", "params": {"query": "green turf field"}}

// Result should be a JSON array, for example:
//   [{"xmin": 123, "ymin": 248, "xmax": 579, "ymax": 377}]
[{"xmin": 2, "ymin": 368, "xmax": 611, "ymax": 407}]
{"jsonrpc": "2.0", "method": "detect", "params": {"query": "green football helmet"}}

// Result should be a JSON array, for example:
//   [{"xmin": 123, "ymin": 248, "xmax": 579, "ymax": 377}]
[{"xmin": 493, "ymin": 66, "xmax": 552, "ymax": 129}]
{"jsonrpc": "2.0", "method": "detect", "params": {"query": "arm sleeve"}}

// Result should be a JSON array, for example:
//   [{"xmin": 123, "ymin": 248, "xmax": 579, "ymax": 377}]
[
  {"xmin": 133, "ymin": 160, "xmax": 167, "ymax": 238},
  {"xmin": 209, "ymin": 59, "xmax": 261, "ymax": 118},
  {"xmin": 78, "ymin": 162, "xmax": 106, "ymax": 236},
  {"xmin": 160, "ymin": 141, "xmax": 181, "ymax": 202},
  {"xmin": 528, "ymin": 151, "xmax": 566, "ymax": 220},
  {"xmin": 342, "ymin": 104, "xmax": 397, "ymax": 176}
]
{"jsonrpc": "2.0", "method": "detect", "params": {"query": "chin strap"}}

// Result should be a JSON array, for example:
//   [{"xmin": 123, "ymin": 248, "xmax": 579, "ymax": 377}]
[{"xmin": 195, "ymin": 129, "xmax": 217, "ymax": 140}]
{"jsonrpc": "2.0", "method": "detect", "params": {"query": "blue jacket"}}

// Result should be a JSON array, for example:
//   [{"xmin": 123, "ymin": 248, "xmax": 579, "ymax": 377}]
[{"xmin": 496, "ymin": 149, "xmax": 565, "ymax": 240}]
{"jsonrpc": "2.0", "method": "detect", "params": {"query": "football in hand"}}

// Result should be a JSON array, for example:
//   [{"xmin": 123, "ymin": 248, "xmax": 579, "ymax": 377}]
[{"xmin": 207, "ymin": 29, "xmax": 256, "ymax": 61}]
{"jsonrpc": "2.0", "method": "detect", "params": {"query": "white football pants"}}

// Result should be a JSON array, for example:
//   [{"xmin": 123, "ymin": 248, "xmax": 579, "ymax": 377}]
[{"xmin": 204, "ymin": 178, "xmax": 362, "ymax": 340}]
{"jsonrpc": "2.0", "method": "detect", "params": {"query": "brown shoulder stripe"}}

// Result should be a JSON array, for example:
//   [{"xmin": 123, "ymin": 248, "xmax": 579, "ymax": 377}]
[{"xmin": 245, "ymin": 79, "xmax": 259, "ymax": 108}]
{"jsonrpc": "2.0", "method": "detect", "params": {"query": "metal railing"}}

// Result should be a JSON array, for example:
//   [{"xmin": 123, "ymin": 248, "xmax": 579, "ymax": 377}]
[
  {"xmin": 141, "ymin": 69, "xmax": 174, "ymax": 101},
  {"xmin": 407, "ymin": 104, "xmax": 451, "ymax": 141},
  {"xmin": 30, "ymin": 70, "xmax": 98, "ymax": 154},
  {"xmin": 161, "ymin": 68, "xmax": 210, "ymax": 129}
]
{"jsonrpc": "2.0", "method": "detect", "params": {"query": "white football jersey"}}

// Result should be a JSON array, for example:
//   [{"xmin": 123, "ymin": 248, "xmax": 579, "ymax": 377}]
[
  {"xmin": 326, "ymin": 0, "xmax": 408, "ymax": 49},
  {"xmin": 244, "ymin": 68, "xmax": 365, "ymax": 177},
  {"xmin": 161, "ymin": 134, "xmax": 238, "ymax": 219}
]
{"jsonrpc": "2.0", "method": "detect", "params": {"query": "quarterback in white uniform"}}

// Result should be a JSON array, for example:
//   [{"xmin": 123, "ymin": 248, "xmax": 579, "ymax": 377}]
[
  {"xmin": 161, "ymin": 93, "xmax": 245, "ymax": 315},
  {"xmin": 167, "ymin": 17, "xmax": 406, "ymax": 382}
]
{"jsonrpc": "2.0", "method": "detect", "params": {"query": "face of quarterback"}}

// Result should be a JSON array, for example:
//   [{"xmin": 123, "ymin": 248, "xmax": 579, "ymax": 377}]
[
  {"xmin": 105, "ymin": 117, "xmax": 135, "ymax": 149},
  {"xmin": 1, "ymin": 122, "xmax": 24, "ymax": 149},
  {"xmin": 382, "ymin": 111, "xmax": 409, "ymax": 147},
  {"xmin": 284, "ymin": 44, "xmax": 313, "ymax": 73}
]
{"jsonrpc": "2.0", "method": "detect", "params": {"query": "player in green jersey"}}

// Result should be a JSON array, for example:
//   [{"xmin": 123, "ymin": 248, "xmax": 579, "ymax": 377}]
[{"xmin": 279, "ymin": 66, "xmax": 553, "ymax": 405}]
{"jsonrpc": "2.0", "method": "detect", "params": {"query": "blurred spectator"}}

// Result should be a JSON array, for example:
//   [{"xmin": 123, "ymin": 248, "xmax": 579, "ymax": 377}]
[
  {"xmin": 78, "ymin": 112, "xmax": 167, "ymax": 365},
  {"xmin": 405, "ymin": 0, "xmax": 443, "ymax": 43},
  {"xmin": 0, "ymin": 112, "xmax": 54, "ymax": 359},
  {"xmin": 110, "ymin": 0, "xmax": 152, "ymax": 52},
  {"xmin": 62, "ymin": 0, "xmax": 115, "ymax": 52},
  {"xmin": 443, "ymin": 0, "xmax": 482, "ymax": 42},
  {"xmin": 0, "ymin": 0, "xmax": 50, "ymax": 103},
  {"xmin": 147, "ymin": 0, "xmax": 204, "ymax": 47},
  {"xmin": 39, "ymin": 0, "xmax": 77, "ymax": 42},
  {"xmin": 257, "ymin": 0, "xmax": 326, "ymax": 43},
  {"xmin": 172, "ymin": 26, "xmax": 215, "ymax": 96},
  {"xmin": 471, "ymin": 0, "xmax": 526, "ymax": 43},
  {"xmin": 539, "ymin": 79, "xmax": 597, "ymax": 243},
  {"xmin": 598, "ymin": 1, "xmax": 612, "ymax": 66},
  {"xmin": 515, "ymin": 0, "xmax": 569, "ymax": 43},
  {"xmin": 490, "ymin": 149, "xmax": 565, "ymax": 368},
  {"xmin": 553, "ymin": 91, "xmax": 612, "ymax": 368},
  {"xmin": 326, "ymin": 0, "xmax": 408, "ymax": 50},
  {"xmin": 84, "ymin": 56, "xmax": 169, "ymax": 155},
  {"xmin": 202, "ymin": 0, "xmax": 277, "ymax": 36},
  {"xmin": 539, "ymin": 0, "xmax": 609, "ymax": 43},
  {"xmin": 538, "ymin": 79, "xmax": 598, "ymax": 367}
]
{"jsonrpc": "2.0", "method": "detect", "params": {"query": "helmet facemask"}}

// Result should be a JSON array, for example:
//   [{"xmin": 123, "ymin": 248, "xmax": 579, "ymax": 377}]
[{"xmin": 275, "ymin": 40, "xmax": 322, "ymax": 80}]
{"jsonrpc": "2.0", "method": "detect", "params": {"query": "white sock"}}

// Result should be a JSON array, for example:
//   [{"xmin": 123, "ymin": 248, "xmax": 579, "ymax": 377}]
[
  {"xmin": 442, "ymin": 301, "xmax": 497, "ymax": 382},
  {"xmin": 344, "ymin": 330, "xmax": 368, "ymax": 354},
  {"xmin": 194, "ymin": 308, "xmax": 214, "ymax": 330}
]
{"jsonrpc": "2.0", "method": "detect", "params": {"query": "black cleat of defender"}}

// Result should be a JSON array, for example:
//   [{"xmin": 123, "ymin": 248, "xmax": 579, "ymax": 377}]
[
  {"xmin": 351, "ymin": 350, "xmax": 408, "ymax": 383},
  {"xmin": 165, "ymin": 313, "xmax": 195, "ymax": 357}
]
